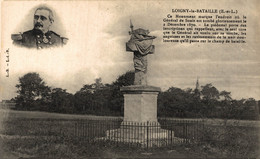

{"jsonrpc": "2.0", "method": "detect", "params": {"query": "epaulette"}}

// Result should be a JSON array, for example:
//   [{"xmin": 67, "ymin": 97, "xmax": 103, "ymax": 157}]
[
  {"xmin": 11, "ymin": 33, "xmax": 23, "ymax": 41},
  {"xmin": 50, "ymin": 31, "xmax": 68, "ymax": 44},
  {"xmin": 50, "ymin": 31, "xmax": 61, "ymax": 37},
  {"xmin": 61, "ymin": 37, "xmax": 69, "ymax": 45}
]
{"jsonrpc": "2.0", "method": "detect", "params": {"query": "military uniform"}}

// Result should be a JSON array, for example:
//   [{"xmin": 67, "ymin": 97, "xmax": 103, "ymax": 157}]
[{"xmin": 11, "ymin": 29, "xmax": 68, "ymax": 49}]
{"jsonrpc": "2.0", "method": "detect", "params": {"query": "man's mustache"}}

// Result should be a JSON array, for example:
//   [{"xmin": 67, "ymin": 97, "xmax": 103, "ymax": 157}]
[{"xmin": 34, "ymin": 23, "xmax": 43, "ymax": 28}]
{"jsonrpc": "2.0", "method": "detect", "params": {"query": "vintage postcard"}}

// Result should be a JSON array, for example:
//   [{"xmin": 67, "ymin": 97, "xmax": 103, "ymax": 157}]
[{"xmin": 0, "ymin": 0, "xmax": 259, "ymax": 158}]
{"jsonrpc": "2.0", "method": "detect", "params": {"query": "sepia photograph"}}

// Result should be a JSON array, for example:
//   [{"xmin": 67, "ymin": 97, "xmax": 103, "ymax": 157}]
[
  {"xmin": 0, "ymin": 0, "xmax": 259, "ymax": 158},
  {"xmin": 11, "ymin": 5, "xmax": 68, "ymax": 49},
  {"xmin": 10, "ymin": 4, "xmax": 68, "ymax": 50}
]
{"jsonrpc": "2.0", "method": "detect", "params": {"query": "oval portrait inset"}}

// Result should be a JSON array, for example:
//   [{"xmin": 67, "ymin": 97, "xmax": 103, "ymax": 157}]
[{"xmin": 11, "ymin": 5, "xmax": 68, "ymax": 50}]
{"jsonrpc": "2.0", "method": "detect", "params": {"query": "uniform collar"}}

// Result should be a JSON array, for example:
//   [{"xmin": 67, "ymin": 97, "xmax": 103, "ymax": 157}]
[{"xmin": 32, "ymin": 29, "xmax": 51, "ymax": 36}]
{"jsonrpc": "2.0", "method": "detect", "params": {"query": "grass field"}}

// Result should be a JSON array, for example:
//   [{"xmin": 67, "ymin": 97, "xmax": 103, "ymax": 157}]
[{"xmin": 0, "ymin": 109, "xmax": 259, "ymax": 159}]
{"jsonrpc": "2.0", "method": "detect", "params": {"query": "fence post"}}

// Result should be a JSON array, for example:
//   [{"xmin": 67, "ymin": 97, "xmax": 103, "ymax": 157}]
[
  {"xmin": 186, "ymin": 120, "xmax": 188, "ymax": 144},
  {"xmin": 196, "ymin": 120, "xmax": 198, "ymax": 141},
  {"xmin": 83, "ymin": 120, "xmax": 85, "ymax": 138},
  {"xmin": 171, "ymin": 125, "xmax": 173, "ymax": 145},
  {"xmin": 146, "ymin": 121, "xmax": 149, "ymax": 150},
  {"xmin": 202, "ymin": 120, "xmax": 205, "ymax": 142},
  {"xmin": 75, "ymin": 122, "xmax": 77, "ymax": 139},
  {"xmin": 108, "ymin": 120, "xmax": 110, "ymax": 140}
]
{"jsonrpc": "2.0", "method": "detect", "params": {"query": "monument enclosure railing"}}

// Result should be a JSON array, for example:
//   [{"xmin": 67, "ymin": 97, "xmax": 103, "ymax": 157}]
[
  {"xmin": 73, "ymin": 118, "xmax": 205, "ymax": 148},
  {"xmin": 2, "ymin": 116, "xmax": 259, "ymax": 151}
]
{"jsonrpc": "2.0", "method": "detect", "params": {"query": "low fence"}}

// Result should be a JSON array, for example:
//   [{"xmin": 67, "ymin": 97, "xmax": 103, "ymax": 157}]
[
  {"xmin": 2, "ymin": 116, "xmax": 259, "ymax": 153},
  {"xmin": 2, "ymin": 116, "xmax": 259, "ymax": 155},
  {"xmin": 1, "ymin": 117, "xmax": 204, "ymax": 148},
  {"xmin": 74, "ymin": 118, "xmax": 204, "ymax": 148}
]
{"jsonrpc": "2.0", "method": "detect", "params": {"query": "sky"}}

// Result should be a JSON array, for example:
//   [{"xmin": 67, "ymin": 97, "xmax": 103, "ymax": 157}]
[{"xmin": 1, "ymin": 0, "xmax": 260, "ymax": 100}]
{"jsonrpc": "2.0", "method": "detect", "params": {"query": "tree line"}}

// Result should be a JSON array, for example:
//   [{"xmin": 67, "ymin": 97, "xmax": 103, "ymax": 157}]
[{"xmin": 13, "ymin": 71, "xmax": 259, "ymax": 120}]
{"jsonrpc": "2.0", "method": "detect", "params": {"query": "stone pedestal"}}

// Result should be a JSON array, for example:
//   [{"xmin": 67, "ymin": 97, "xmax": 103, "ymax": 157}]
[
  {"xmin": 105, "ymin": 122, "xmax": 175, "ymax": 147},
  {"xmin": 120, "ymin": 85, "xmax": 161, "ymax": 123},
  {"xmin": 103, "ymin": 85, "xmax": 175, "ymax": 147}
]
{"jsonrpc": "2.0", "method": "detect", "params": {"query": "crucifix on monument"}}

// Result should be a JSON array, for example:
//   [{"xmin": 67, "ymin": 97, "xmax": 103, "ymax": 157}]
[{"xmin": 121, "ymin": 20, "xmax": 161, "ymax": 123}]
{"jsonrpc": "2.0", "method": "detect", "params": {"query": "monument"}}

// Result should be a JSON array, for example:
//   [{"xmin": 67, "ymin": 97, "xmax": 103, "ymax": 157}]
[
  {"xmin": 121, "ymin": 20, "xmax": 160, "ymax": 123},
  {"xmin": 105, "ymin": 21, "xmax": 174, "ymax": 147}
]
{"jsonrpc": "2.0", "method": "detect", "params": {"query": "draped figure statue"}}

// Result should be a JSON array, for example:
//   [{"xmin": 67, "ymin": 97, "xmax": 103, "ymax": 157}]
[{"xmin": 126, "ymin": 21, "xmax": 156, "ymax": 85}]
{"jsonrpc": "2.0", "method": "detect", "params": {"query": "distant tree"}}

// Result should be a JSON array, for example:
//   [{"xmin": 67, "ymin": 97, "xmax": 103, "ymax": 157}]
[
  {"xmin": 15, "ymin": 72, "xmax": 51, "ymax": 110},
  {"xmin": 199, "ymin": 84, "xmax": 220, "ymax": 117},
  {"xmin": 112, "ymin": 70, "xmax": 134, "ymax": 87},
  {"xmin": 109, "ymin": 70, "xmax": 135, "ymax": 115},
  {"xmin": 240, "ymin": 98, "xmax": 258, "ymax": 120},
  {"xmin": 50, "ymin": 88, "xmax": 74, "ymax": 113},
  {"xmin": 244, "ymin": 98, "xmax": 256, "ymax": 105},
  {"xmin": 220, "ymin": 90, "xmax": 232, "ymax": 101},
  {"xmin": 94, "ymin": 78, "xmax": 104, "ymax": 89},
  {"xmin": 201, "ymin": 83, "xmax": 220, "ymax": 101},
  {"xmin": 74, "ymin": 78, "xmax": 111, "ymax": 115},
  {"xmin": 77, "ymin": 78, "xmax": 105, "ymax": 94},
  {"xmin": 219, "ymin": 98, "xmax": 257, "ymax": 120},
  {"xmin": 158, "ymin": 87, "xmax": 197, "ymax": 117},
  {"xmin": 74, "ymin": 71, "xmax": 135, "ymax": 116},
  {"xmin": 74, "ymin": 84, "xmax": 94, "ymax": 113}
]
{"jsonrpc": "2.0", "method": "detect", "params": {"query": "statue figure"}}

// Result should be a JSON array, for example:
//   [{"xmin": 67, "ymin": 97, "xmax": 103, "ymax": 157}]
[{"xmin": 126, "ymin": 20, "xmax": 156, "ymax": 85}]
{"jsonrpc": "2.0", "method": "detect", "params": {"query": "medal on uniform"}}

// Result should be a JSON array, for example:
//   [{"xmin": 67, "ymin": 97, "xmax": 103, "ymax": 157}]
[{"xmin": 43, "ymin": 35, "xmax": 49, "ymax": 43}]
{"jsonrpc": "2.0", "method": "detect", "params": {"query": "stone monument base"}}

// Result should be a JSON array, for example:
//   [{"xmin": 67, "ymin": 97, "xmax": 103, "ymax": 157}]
[
  {"xmin": 101, "ymin": 85, "xmax": 175, "ymax": 148},
  {"xmin": 120, "ymin": 85, "xmax": 161, "ymax": 123},
  {"xmin": 104, "ymin": 123, "xmax": 175, "ymax": 147}
]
